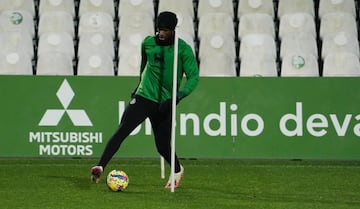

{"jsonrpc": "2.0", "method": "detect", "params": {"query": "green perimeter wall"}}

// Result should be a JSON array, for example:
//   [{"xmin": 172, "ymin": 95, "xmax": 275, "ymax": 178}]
[{"xmin": 0, "ymin": 75, "xmax": 359, "ymax": 160}]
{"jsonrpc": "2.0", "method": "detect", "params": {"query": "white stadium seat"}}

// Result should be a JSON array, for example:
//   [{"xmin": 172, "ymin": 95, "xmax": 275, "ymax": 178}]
[
  {"xmin": 38, "ymin": 32, "xmax": 75, "ymax": 59},
  {"xmin": 36, "ymin": 52, "xmax": 73, "ymax": 75},
  {"xmin": 79, "ymin": 0, "xmax": 115, "ymax": 18},
  {"xmin": 0, "ymin": 0, "xmax": 359, "ymax": 78},
  {"xmin": 0, "ymin": 0, "xmax": 35, "ymax": 17},
  {"xmin": 118, "ymin": 33, "xmax": 144, "ymax": 58},
  {"xmin": 0, "ymin": 10, "xmax": 35, "ymax": 38},
  {"xmin": 176, "ymin": 13, "xmax": 195, "ymax": 39},
  {"xmin": 279, "ymin": 12, "xmax": 316, "ymax": 39},
  {"xmin": 199, "ymin": 34, "xmax": 236, "ymax": 77},
  {"xmin": 323, "ymin": 52, "xmax": 360, "ymax": 76},
  {"xmin": 238, "ymin": 13, "xmax": 275, "ymax": 39},
  {"xmin": 320, "ymin": 12, "xmax": 358, "ymax": 39},
  {"xmin": 78, "ymin": 33, "xmax": 115, "ymax": 59},
  {"xmin": 239, "ymin": 34, "xmax": 278, "ymax": 77},
  {"xmin": 200, "ymin": 53, "xmax": 236, "ymax": 77},
  {"xmin": 199, "ymin": 34, "xmax": 236, "ymax": 61},
  {"xmin": 319, "ymin": 0, "xmax": 356, "ymax": 18},
  {"xmin": 280, "ymin": 32, "xmax": 318, "ymax": 59},
  {"xmin": 238, "ymin": 0, "xmax": 274, "ymax": 18},
  {"xmin": 38, "ymin": 11, "xmax": 75, "ymax": 37},
  {"xmin": 0, "ymin": 31, "xmax": 34, "ymax": 58},
  {"xmin": 239, "ymin": 34, "xmax": 276, "ymax": 59},
  {"xmin": 118, "ymin": 0, "xmax": 155, "ymax": 19},
  {"xmin": 321, "ymin": 32, "xmax": 359, "ymax": 60},
  {"xmin": 240, "ymin": 54, "xmax": 278, "ymax": 77},
  {"xmin": 198, "ymin": 0, "xmax": 234, "ymax": 18},
  {"xmin": 198, "ymin": 13, "xmax": 234, "ymax": 40},
  {"xmin": 77, "ymin": 54, "xmax": 114, "ymax": 76},
  {"xmin": 118, "ymin": 13, "xmax": 154, "ymax": 39},
  {"xmin": 39, "ymin": 0, "xmax": 75, "ymax": 17},
  {"xmin": 0, "ymin": 51, "xmax": 33, "ymax": 75},
  {"xmin": 118, "ymin": 53, "xmax": 141, "ymax": 76},
  {"xmin": 280, "ymin": 54, "xmax": 319, "ymax": 77},
  {"xmin": 277, "ymin": 0, "xmax": 314, "ymax": 18},
  {"xmin": 79, "ymin": 12, "xmax": 115, "ymax": 39}
]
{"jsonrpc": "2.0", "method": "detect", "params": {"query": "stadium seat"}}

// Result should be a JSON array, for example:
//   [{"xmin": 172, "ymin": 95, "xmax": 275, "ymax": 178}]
[
  {"xmin": 277, "ymin": 0, "xmax": 314, "ymax": 18},
  {"xmin": 36, "ymin": 52, "xmax": 73, "ymax": 75},
  {"xmin": 0, "ymin": 51, "xmax": 32, "ymax": 75},
  {"xmin": 323, "ymin": 52, "xmax": 360, "ymax": 76},
  {"xmin": 118, "ymin": 53, "xmax": 141, "ymax": 76},
  {"xmin": 240, "ymin": 54, "xmax": 278, "ymax": 77},
  {"xmin": 176, "ymin": 13, "xmax": 195, "ymax": 39},
  {"xmin": 158, "ymin": 0, "xmax": 194, "ymax": 19},
  {"xmin": 280, "ymin": 32, "xmax": 318, "ymax": 59},
  {"xmin": 198, "ymin": 13, "xmax": 234, "ymax": 40},
  {"xmin": 319, "ymin": 0, "xmax": 356, "ymax": 18},
  {"xmin": 38, "ymin": 11, "xmax": 75, "ymax": 38},
  {"xmin": 238, "ymin": 0, "xmax": 274, "ymax": 18},
  {"xmin": 321, "ymin": 32, "xmax": 359, "ymax": 60},
  {"xmin": 117, "ymin": 32, "xmax": 147, "ymax": 76},
  {"xmin": 319, "ymin": 12, "xmax": 357, "ymax": 39},
  {"xmin": 199, "ymin": 34, "xmax": 236, "ymax": 61},
  {"xmin": 118, "ymin": 13, "xmax": 154, "ymax": 39},
  {"xmin": 238, "ymin": 13, "xmax": 275, "ymax": 39},
  {"xmin": 199, "ymin": 34, "xmax": 236, "ymax": 77},
  {"xmin": 280, "ymin": 54, "xmax": 319, "ymax": 77},
  {"xmin": 0, "ymin": 0, "xmax": 35, "ymax": 17},
  {"xmin": 39, "ymin": 0, "xmax": 75, "ymax": 17},
  {"xmin": 0, "ymin": 10, "xmax": 35, "ymax": 38},
  {"xmin": 199, "ymin": 53, "xmax": 236, "ymax": 77},
  {"xmin": 118, "ymin": 33, "xmax": 143, "ymax": 58},
  {"xmin": 239, "ymin": 34, "xmax": 276, "ymax": 59},
  {"xmin": 118, "ymin": 0, "xmax": 155, "ymax": 19},
  {"xmin": 78, "ymin": 12, "xmax": 115, "ymax": 39},
  {"xmin": 78, "ymin": 33, "xmax": 115, "ymax": 59},
  {"xmin": 38, "ymin": 32, "xmax": 75, "ymax": 60},
  {"xmin": 77, "ymin": 54, "xmax": 114, "ymax": 76},
  {"xmin": 79, "ymin": 0, "xmax": 115, "ymax": 18},
  {"xmin": 279, "ymin": 12, "xmax": 316, "ymax": 39},
  {"xmin": 197, "ymin": 0, "xmax": 234, "ymax": 19},
  {"xmin": 0, "ymin": 31, "xmax": 34, "ymax": 58}
]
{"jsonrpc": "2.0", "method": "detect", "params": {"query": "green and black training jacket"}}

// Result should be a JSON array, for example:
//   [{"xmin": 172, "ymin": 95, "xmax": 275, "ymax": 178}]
[{"xmin": 135, "ymin": 36, "xmax": 199, "ymax": 103}]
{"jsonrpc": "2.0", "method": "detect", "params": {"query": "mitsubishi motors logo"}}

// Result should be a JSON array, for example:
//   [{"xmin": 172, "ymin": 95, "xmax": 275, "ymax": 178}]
[{"xmin": 39, "ymin": 79, "xmax": 93, "ymax": 126}]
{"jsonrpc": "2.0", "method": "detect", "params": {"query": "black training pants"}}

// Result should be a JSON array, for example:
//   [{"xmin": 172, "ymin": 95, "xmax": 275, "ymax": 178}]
[{"xmin": 97, "ymin": 95, "xmax": 181, "ymax": 173}]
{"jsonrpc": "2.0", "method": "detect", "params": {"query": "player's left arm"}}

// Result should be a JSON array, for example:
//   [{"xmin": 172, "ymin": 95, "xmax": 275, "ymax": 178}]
[{"xmin": 177, "ymin": 44, "xmax": 199, "ymax": 101}]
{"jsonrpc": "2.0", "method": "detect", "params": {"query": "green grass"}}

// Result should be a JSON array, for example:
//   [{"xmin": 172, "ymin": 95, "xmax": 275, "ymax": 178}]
[{"xmin": 1, "ymin": 159, "xmax": 360, "ymax": 209}]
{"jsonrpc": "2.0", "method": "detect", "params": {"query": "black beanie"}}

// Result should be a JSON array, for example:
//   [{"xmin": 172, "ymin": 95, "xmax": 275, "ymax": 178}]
[{"xmin": 156, "ymin": 11, "xmax": 178, "ymax": 30}]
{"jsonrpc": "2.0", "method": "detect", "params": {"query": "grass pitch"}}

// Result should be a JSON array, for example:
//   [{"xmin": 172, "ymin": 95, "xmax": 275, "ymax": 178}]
[{"xmin": 1, "ymin": 159, "xmax": 360, "ymax": 209}]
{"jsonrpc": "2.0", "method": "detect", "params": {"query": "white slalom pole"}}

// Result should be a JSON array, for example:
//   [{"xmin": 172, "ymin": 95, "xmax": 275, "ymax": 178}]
[
  {"xmin": 160, "ymin": 156, "xmax": 165, "ymax": 179},
  {"xmin": 170, "ymin": 25, "xmax": 179, "ymax": 193}
]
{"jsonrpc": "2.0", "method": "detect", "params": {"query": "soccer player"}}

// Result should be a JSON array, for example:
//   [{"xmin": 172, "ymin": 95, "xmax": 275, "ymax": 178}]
[{"xmin": 91, "ymin": 11, "xmax": 199, "ymax": 189}]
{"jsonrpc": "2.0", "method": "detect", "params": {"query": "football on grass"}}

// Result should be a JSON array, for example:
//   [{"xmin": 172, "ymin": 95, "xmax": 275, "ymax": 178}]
[{"xmin": 106, "ymin": 170, "xmax": 129, "ymax": 192}]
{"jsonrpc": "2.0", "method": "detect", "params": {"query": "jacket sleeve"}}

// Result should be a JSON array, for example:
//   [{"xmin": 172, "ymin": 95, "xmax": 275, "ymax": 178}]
[
  {"xmin": 177, "ymin": 44, "xmax": 199, "ymax": 100},
  {"xmin": 139, "ymin": 38, "xmax": 148, "ymax": 76}
]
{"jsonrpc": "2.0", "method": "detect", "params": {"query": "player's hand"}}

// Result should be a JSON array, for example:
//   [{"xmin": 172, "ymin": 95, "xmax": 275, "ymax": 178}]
[
  {"xmin": 158, "ymin": 98, "xmax": 179, "ymax": 113},
  {"xmin": 130, "ymin": 86, "xmax": 138, "ymax": 99}
]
